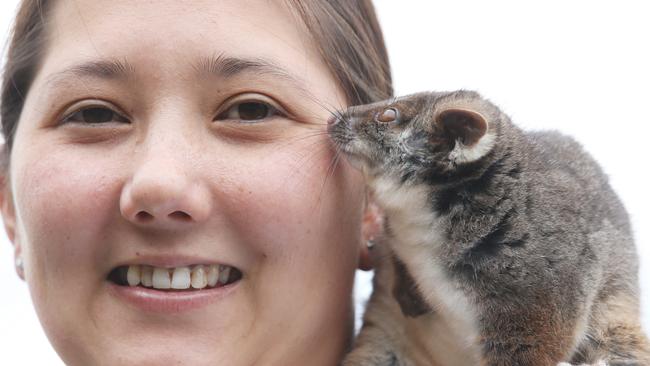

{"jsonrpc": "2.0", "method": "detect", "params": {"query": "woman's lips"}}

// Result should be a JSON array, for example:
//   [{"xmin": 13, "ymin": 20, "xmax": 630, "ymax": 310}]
[
  {"xmin": 106, "ymin": 254, "xmax": 244, "ymax": 313},
  {"xmin": 107, "ymin": 280, "xmax": 240, "ymax": 313}
]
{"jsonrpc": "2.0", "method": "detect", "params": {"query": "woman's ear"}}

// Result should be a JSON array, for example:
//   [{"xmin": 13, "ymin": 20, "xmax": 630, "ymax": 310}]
[
  {"xmin": 359, "ymin": 194, "xmax": 383, "ymax": 271},
  {"xmin": 0, "ymin": 147, "xmax": 23, "ymax": 280}
]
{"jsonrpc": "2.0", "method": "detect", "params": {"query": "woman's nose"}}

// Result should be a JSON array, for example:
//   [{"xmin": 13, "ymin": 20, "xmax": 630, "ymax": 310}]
[{"xmin": 119, "ymin": 137, "xmax": 212, "ymax": 230}]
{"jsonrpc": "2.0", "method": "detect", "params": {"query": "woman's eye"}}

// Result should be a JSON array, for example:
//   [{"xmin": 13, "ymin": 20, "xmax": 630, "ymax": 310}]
[
  {"xmin": 63, "ymin": 106, "xmax": 129, "ymax": 124},
  {"xmin": 216, "ymin": 101, "xmax": 281, "ymax": 122}
]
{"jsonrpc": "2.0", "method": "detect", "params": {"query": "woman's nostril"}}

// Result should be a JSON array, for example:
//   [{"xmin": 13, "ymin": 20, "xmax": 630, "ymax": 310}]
[
  {"xmin": 136, "ymin": 211, "xmax": 154, "ymax": 222},
  {"xmin": 169, "ymin": 211, "xmax": 192, "ymax": 221}
]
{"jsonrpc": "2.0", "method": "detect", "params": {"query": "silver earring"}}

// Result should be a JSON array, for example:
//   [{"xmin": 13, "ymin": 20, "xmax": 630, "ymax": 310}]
[
  {"xmin": 366, "ymin": 239, "xmax": 376, "ymax": 249},
  {"xmin": 16, "ymin": 256, "xmax": 24, "ymax": 271}
]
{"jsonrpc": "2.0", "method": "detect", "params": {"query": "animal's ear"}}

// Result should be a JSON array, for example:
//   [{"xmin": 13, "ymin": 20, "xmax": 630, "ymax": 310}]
[{"xmin": 436, "ymin": 108, "xmax": 487, "ymax": 146}]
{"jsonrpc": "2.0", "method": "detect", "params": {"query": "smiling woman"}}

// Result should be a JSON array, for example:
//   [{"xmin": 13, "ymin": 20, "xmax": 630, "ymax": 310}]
[{"xmin": 0, "ymin": 0, "xmax": 391, "ymax": 365}]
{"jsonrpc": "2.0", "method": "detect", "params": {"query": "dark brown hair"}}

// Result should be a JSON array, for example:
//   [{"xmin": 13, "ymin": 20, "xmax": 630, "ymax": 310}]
[{"xmin": 1, "ymin": 0, "xmax": 392, "ymax": 155}]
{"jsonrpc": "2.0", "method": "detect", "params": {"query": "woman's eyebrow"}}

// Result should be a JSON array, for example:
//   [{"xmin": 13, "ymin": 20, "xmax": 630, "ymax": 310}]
[
  {"xmin": 194, "ymin": 53, "xmax": 311, "ymax": 96},
  {"xmin": 194, "ymin": 53, "xmax": 304, "ymax": 84},
  {"xmin": 44, "ymin": 58, "xmax": 136, "ymax": 86}
]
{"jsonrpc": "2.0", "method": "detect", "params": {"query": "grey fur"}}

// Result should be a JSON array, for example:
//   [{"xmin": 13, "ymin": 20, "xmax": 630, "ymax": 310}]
[{"xmin": 329, "ymin": 91, "xmax": 650, "ymax": 366}]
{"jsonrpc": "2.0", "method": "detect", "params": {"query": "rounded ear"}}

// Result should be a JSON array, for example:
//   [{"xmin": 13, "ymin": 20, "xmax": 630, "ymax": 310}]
[
  {"xmin": 0, "ymin": 185, "xmax": 17, "ymax": 242},
  {"xmin": 437, "ymin": 108, "xmax": 487, "ymax": 146},
  {"xmin": 0, "ymin": 147, "xmax": 16, "ymax": 243},
  {"xmin": 359, "ymin": 194, "xmax": 383, "ymax": 271},
  {"xmin": 0, "ymin": 148, "xmax": 23, "ymax": 280}
]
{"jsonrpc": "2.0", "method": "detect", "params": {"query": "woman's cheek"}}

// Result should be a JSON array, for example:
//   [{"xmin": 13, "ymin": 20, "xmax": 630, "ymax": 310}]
[
  {"xmin": 14, "ymin": 147, "xmax": 122, "ymax": 286},
  {"xmin": 222, "ymin": 139, "xmax": 358, "ymax": 250},
  {"xmin": 228, "ymin": 143, "xmax": 363, "ymax": 322}
]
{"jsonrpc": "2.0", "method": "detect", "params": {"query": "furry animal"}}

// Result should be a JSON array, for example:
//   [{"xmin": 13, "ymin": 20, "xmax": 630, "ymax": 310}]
[{"xmin": 328, "ymin": 90, "xmax": 650, "ymax": 366}]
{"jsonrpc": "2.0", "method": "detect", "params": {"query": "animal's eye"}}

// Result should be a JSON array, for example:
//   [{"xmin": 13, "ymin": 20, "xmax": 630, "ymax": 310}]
[
  {"xmin": 375, "ymin": 107, "xmax": 399, "ymax": 123},
  {"xmin": 215, "ymin": 98, "xmax": 284, "ymax": 123},
  {"xmin": 63, "ymin": 106, "xmax": 130, "ymax": 124}
]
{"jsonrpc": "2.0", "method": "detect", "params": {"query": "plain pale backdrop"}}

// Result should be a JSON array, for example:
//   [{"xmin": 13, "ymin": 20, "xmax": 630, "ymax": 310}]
[{"xmin": 1, "ymin": 1, "xmax": 648, "ymax": 364}]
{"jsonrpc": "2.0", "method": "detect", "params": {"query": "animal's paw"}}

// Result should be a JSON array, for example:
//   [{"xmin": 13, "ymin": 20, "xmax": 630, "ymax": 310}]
[{"xmin": 556, "ymin": 361, "xmax": 607, "ymax": 366}]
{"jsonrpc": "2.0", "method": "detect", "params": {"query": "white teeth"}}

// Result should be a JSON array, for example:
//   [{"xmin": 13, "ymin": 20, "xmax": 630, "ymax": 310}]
[
  {"xmin": 127, "ymin": 265, "xmax": 141, "ymax": 286},
  {"xmin": 152, "ymin": 267, "xmax": 171, "ymax": 289},
  {"xmin": 121, "ymin": 264, "xmax": 235, "ymax": 289},
  {"xmin": 207, "ymin": 265, "xmax": 219, "ymax": 287},
  {"xmin": 219, "ymin": 265, "xmax": 231, "ymax": 285},
  {"xmin": 141, "ymin": 266, "xmax": 153, "ymax": 287},
  {"xmin": 191, "ymin": 265, "xmax": 208, "ymax": 289},
  {"xmin": 171, "ymin": 267, "xmax": 191, "ymax": 289}
]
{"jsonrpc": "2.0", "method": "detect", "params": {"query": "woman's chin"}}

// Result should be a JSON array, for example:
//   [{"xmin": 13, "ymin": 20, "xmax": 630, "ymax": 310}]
[
  {"xmin": 96, "ymin": 347, "xmax": 229, "ymax": 366},
  {"xmin": 73, "ymin": 330, "xmax": 246, "ymax": 366}
]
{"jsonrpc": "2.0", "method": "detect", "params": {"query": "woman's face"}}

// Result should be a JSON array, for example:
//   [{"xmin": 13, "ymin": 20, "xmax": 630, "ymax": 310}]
[{"xmin": 2, "ymin": 1, "xmax": 368, "ymax": 365}]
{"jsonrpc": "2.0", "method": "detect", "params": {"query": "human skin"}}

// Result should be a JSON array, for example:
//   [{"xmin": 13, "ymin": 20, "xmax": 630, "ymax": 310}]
[{"xmin": 0, "ymin": 1, "xmax": 374, "ymax": 365}]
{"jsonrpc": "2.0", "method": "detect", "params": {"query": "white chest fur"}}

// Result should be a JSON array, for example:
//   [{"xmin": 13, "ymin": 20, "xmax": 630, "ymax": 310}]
[{"xmin": 371, "ymin": 175, "xmax": 483, "ymax": 365}]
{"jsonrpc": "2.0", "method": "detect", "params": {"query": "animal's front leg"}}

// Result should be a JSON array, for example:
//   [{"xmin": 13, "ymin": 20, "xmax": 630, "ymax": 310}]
[
  {"xmin": 342, "ymin": 286, "xmax": 415, "ymax": 366},
  {"xmin": 342, "ymin": 321, "xmax": 409, "ymax": 366}
]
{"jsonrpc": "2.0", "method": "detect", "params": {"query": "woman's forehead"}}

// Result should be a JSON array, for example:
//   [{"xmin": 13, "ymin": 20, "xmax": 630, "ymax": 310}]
[{"xmin": 35, "ymin": 0, "xmax": 326, "ymax": 92}]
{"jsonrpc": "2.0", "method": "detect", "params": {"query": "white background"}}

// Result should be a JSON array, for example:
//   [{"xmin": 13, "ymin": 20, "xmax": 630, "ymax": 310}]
[{"xmin": 1, "ymin": 1, "xmax": 648, "ymax": 364}]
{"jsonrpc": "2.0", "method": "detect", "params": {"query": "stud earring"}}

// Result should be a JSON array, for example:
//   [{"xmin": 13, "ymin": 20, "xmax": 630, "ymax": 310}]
[
  {"xmin": 16, "ymin": 256, "xmax": 24, "ymax": 272},
  {"xmin": 366, "ymin": 239, "xmax": 376, "ymax": 249}
]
